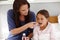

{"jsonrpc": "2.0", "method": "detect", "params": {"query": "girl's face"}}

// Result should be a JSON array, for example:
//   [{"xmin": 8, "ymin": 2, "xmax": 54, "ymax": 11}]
[
  {"xmin": 19, "ymin": 4, "xmax": 29, "ymax": 16},
  {"xmin": 36, "ymin": 13, "xmax": 48, "ymax": 27}
]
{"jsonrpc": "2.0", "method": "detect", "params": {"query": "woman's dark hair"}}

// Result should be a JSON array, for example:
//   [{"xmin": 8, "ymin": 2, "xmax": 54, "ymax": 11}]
[
  {"xmin": 13, "ymin": 0, "xmax": 30, "ymax": 27},
  {"xmin": 37, "ymin": 9, "xmax": 49, "ymax": 18}
]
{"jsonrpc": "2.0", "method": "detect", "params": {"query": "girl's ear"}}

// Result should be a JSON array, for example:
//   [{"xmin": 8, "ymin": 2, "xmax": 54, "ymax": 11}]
[{"xmin": 47, "ymin": 17, "xmax": 49, "ymax": 22}]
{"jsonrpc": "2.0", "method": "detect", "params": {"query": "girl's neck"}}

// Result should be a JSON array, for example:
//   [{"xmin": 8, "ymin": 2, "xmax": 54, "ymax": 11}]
[{"xmin": 40, "ymin": 22, "xmax": 48, "ymax": 31}]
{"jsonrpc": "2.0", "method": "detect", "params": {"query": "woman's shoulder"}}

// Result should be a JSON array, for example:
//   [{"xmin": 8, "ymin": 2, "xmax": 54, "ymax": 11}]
[
  {"xmin": 29, "ymin": 11, "xmax": 35, "ymax": 16},
  {"xmin": 29, "ymin": 11, "xmax": 36, "ymax": 21},
  {"xmin": 7, "ymin": 9, "xmax": 14, "ymax": 16}
]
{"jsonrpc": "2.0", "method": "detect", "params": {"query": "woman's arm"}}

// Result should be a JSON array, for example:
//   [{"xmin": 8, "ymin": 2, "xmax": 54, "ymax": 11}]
[
  {"xmin": 10, "ymin": 22, "xmax": 36, "ymax": 35},
  {"xmin": 10, "ymin": 24, "xmax": 28, "ymax": 35}
]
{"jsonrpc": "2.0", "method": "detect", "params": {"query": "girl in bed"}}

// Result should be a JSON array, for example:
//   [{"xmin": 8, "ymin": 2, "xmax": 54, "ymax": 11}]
[{"xmin": 33, "ymin": 9, "xmax": 60, "ymax": 40}]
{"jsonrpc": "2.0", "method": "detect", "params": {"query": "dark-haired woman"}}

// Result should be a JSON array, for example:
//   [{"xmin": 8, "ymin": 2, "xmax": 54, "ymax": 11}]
[{"xmin": 7, "ymin": 0, "xmax": 36, "ymax": 40}]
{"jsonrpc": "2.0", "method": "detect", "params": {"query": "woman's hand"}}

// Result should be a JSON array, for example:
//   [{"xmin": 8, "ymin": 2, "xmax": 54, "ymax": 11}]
[{"xmin": 27, "ymin": 22, "xmax": 38, "ymax": 29}]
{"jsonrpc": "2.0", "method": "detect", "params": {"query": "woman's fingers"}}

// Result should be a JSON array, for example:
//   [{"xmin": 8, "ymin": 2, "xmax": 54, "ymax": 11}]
[{"xmin": 28, "ymin": 22, "xmax": 39, "ymax": 29}]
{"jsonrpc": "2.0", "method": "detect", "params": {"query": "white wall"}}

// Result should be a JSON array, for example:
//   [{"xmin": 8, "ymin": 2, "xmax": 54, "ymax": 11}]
[
  {"xmin": 0, "ymin": 13, "xmax": 3, "ymax": 40},
  {"xmin": 30, "ymin": 2, "xmax": 60, "ymax": 16},
  {"xmin": 0, "ymin": 4, "xmax": 12, "ymax": 40},
  {"xmin": 28, "ymin": 0, "xmax": 60, "ymax": 3},
  {"xmin": 0, "ymin": 0, "xmax": 60, "ymax": 4}
]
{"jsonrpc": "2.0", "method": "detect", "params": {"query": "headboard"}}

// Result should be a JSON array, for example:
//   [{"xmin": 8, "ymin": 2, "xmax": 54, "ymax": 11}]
[{"xmin": 49, "ymin": 16, "xmax": 58, "ymax": 23}]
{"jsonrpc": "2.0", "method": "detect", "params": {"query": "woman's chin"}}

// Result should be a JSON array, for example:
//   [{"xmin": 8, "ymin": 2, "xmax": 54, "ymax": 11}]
[{"xmin": 24, "ymin": 14, "xmax": 28, "ymax": 16}]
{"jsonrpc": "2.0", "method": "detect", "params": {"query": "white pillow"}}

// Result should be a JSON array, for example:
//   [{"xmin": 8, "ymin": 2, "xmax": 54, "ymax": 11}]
[{"xmin": 58, "ymin": 15, "xmax": 60, "ymax": 24}]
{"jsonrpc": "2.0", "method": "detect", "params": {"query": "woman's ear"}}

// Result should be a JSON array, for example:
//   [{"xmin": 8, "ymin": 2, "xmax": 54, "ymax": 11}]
[
  {"xmin": 36, "ymin": 16, "xmax": 38, "ymax": 22},
  {"xmin": 36, "ymin": 18, "xmax": 37, "ymax": 22}
]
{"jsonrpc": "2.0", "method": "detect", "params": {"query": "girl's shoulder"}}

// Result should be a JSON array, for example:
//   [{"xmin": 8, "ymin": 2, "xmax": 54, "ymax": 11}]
[{"xmin": 49, "ymin": 22, "xmax": 60, "ymax": 33}]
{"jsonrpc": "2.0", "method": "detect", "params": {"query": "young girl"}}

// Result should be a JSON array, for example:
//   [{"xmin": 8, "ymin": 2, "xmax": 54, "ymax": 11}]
[{"xmin": 33, "ymin": 9, "xmax": 60, "ymax": 40}]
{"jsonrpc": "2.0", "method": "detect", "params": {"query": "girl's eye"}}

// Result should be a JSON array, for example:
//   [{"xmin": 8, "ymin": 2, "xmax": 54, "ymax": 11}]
[{"xmin": 37, "ymin": 18, "xmax": 39, "ymax": 20}]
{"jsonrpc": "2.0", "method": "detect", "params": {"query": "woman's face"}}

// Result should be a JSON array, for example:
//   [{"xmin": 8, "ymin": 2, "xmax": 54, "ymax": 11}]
[
  {"xmin": 19, "ymin": 4, "xmax": 29, "ymax": 16},
  {"xmin": 36, "ymin": 13, "xmax": 48, "ymax": 27}
]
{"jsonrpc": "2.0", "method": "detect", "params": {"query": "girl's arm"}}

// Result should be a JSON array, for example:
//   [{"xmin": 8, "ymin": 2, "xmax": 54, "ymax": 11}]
[
  {"xmin": 50, "ymin": 25, "xmax": 60, "ymax": 40},
  {"xmin": 33, "ymin": 26, "xmax": 39, "ymax": 40}
]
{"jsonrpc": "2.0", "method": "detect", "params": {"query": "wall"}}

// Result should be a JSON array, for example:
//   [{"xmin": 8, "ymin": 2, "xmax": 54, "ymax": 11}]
[
  {"xmin": 30, "ymin": 2, "xmax": 60, "ymax": 16},
  {"xmin": 28, "ymin": 0, "xmax": 60, "ymax": 3}
]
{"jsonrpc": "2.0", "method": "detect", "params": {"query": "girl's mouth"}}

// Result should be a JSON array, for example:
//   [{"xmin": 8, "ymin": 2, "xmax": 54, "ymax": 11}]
[{"xmin": 39, "ymin": 23, "xmax": 42, "ymax": 25}]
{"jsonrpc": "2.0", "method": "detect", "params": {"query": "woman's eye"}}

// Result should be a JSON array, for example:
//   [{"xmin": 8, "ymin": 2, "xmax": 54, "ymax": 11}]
[
  {"xmin": 22, "ymin": 10, "xmax": 25, "ymax": 11},
  {"xmin": 41, "ymin": 18, "xmax": 43, "ymax": 20}
]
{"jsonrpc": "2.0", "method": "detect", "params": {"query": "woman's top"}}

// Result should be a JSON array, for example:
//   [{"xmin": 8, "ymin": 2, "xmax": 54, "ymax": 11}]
[{"xmin": 7, "ymin": 9, "xmax": 36, "ymax": 40}]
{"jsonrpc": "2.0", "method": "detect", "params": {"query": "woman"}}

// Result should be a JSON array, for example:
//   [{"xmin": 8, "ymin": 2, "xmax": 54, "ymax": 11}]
[{"xmin": 7, "ymin": 0, "xmax": 36, "ymax": 40}]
